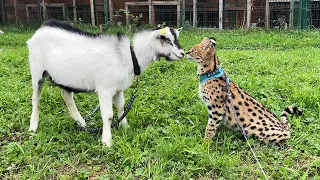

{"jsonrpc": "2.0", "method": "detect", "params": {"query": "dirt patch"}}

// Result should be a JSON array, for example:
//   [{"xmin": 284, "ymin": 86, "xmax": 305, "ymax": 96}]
[
  {"xmin": 51, "ymin": 163, "xmax": 113, "ymax": 179},
  {"xmin": 0, "ymin": 131, "xmax": 28, "ymax": 147}
]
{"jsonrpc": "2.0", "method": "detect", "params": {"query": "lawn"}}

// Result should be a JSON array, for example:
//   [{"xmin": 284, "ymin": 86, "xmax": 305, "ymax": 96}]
[{"xmin": 0, "ymin": 24, "xmax": 319, "ymax": 179}]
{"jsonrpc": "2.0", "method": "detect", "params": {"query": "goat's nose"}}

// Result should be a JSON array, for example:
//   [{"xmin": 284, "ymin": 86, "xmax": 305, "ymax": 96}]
[
  {"xmin": 186, "ymin": 51, "xmax": 190, "ymax": 55},
  {"xmin": 180, "ymin": 52, "xmax": 185, "ymax": 57}
]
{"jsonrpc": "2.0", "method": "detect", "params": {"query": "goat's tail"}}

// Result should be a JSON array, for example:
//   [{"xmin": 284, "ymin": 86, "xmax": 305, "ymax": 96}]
[{"xmin": 281, "ymin": 105, "xmax": 303, "ymax": 126}]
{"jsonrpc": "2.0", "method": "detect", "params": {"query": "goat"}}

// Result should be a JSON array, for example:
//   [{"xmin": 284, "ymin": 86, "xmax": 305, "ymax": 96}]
[
  {"xmin": 257, "ymin": 18, "xmax": 265, "ymax": 27},
  {"xmin": 27, "ymin": 20, "xmax": 184, "ymax": 146},
  {"xmin": 273, "ymin": 15, "xmax": 287, "ymax": 29},
  {"xmin": 0, "ymin": 30, "xmax": 4, "ymax": 35}
]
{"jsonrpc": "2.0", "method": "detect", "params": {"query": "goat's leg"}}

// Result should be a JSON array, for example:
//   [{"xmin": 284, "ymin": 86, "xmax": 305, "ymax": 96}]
[
  {"xmin": 98, "ymin": 90, "xmax": 114, "ymax": 146},
  {"xmin": 61, "ymin": 89, "xmax": 86, "ymax": 127},
  {"xmin": 29, "ymin": 76, "xmax": 44, "ymax": 132},
  {"xmin": 113, "ymin": 91, "xmax": 129, "ymax": 128}
]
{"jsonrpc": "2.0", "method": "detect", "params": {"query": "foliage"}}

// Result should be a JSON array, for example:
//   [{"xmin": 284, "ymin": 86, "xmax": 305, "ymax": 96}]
[
  {"xmin": 0, "ymin": 25, "xmax": 319, "ymax": 179},
  {"xmin": 112, "ymin": 9, "xmax": 143, "ymax": 27}
]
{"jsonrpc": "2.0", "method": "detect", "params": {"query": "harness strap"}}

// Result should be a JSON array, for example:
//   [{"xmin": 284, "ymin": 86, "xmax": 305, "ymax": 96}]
[
  {"xmin": 130, "ymin": 45, "xmax": 141, "ymax": 75},
  {"xmin": 200, "ymin": 66, "xmax": 224, "ymax": 84}
]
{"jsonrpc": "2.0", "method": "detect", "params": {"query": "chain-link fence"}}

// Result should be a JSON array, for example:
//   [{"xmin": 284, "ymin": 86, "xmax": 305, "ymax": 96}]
[
  {"xmin": 269, "ymin": 1, "xmax": 290, "ymax": 29},
  {"xmin": 226, "ymin": 0, "xmax": 246, "ymax": 28},
  {"xmin": 122, "ymin": 0, "xmax": 181, "ymax": 27},
  {"xmin": 197, "ymin": 0, "xmax": 219, "ymax": 28},
  {"xmin": 311, "ymin": 1, "xmax": 320, "ymax": 28},
  {"xmin": 251, "ymin": 0, "xmax": 320, "ymax": 29},
  {"xmin": 1, "ymin": 0, "xmax": 320, "ymax": 29},
  {"xmin": 251, "ymin": 0, "xmax": 266, "ymax": 27},
  {"xmin": 0, "ymin": 0, "xmax": 98, "ymax": 24}
]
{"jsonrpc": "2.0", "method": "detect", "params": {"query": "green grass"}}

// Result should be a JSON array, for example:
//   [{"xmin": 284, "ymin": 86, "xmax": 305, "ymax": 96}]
[{"xmin": 0, "ymin": 25, "xmax": 319, "ymax": 179}]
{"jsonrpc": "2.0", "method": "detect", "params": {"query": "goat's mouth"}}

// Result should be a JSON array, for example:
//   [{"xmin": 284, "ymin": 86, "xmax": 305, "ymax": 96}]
[
  {"xmin": 170, "ymin": 52, "xmax": 184, "ymax": 60},
  {"xmin": 166, "ymin": 55, "xmax": 183, "ymax": 61},
  {"xmin": 157, "ymin": 52, "xmax": 184, "ymax": 61}
]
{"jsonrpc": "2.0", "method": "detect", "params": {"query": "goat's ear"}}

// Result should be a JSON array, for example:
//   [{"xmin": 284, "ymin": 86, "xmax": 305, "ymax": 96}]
[
  {"xmin": 155, "ymin": 28, "xmax": 167, "ymax": 38},
  {"xmin": 175, "ymin": 27, "xmax": 182, "ymax": 37}
]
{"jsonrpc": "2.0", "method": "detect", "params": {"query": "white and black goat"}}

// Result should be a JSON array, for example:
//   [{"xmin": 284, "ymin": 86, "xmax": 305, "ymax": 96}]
[{"xmin": 27, "ymin": 20, "xmax": 184, "ymax": 146}]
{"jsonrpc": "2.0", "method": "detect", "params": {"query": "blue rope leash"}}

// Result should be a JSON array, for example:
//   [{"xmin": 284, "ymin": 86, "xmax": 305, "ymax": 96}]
[
  {"xmin": 75, "ymin": 77, "xmax": 139, "ymax": 133},
  {"xmin": 224, "ymin": 72, "xmax": 269, "ymax": 180}
]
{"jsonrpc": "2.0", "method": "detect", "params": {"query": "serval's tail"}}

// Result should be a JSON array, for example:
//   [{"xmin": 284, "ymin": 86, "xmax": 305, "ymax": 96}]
[{"xmin": 281, "ymin": 105, "xmax": 303, "ymax": 129}]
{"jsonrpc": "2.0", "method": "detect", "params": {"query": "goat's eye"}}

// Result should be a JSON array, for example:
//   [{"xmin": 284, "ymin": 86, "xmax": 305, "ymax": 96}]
[
  {"xmin": 165, "ymin": 38, "xmax": 172, "ymax": 45},
  {"xmin": 159, "ymin": 35, "xmax": 172, "ymax": 45}
]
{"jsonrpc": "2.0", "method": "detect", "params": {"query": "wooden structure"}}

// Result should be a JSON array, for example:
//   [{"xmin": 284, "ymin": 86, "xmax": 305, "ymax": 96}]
[
  {"xmin": 26, "ymin": 3, "xmax": 68, "ymax": 23},
  {"xmin": 1, "ymin": 0, "xmax": 320, "ymax": 29},
  {"xmin": 195, "ymin": 0, "xmax": 246, "ymax": 29},
  {"xmin": 0, "ymin": 0, "xmax": 249, "ymax": 28},
  {"xmin": 124, "ymin": 0, "xmax": 181, "ymax": 26}
]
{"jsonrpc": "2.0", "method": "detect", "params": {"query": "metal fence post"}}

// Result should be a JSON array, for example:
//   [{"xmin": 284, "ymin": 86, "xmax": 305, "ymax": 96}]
[
  {"xmin": 299, "ymin": 0, "xmax": 311, "ymax": 29},
  {"xmin": 265, "ymin": 0, "xmax": 270, "ymax": 28},
  {"xmin": 94, "ymin": 0, "xmax": 97, "ymax": 25},
  {"xmin": 0, "ymin": 0, "xmax": 6, "ymax": 23},
  {"xmin": 14, "ymin": 0, "xmax": 18, "ymax": 23},
  {"xmin": 109, "ymin": 0, "xmax": 113, "ymax": 25},
  {"xmin": 148, "ymin": 0, "xmax": 152, "ymax": 25},
  {"xmin": 304, "ymin": 0, "xmax": 311, "ymax": 29},
  {"xmin": 90, "ymin": 0, "xmax": 97, "ymax": 25},
  {"xmin": 0, "ymin": 1, "xmax": 1, "ymax": 23},
  {"xmin": 246, "ymin": 0, "xmax": 252, "ymax": 29},
  {"xmin": 73, "ymin": 0, "xmax": 77, "ymax": 22},
  {"xmin": 182, "ymin": 0, "xmax": 185, "ymax": 28},
  {"xmin": 37, "ymin": 0, "xmax": 41, "ymax": 25},
  {"xmin": 289, "ymin": 0, "xmax": 294, "ymax": 29},
  {"xmin": 193, "ymin": 0, "xmax": 197, "ymax": 27},
  {"xmin": 104, "ymin": 0, "xmax": 108, "ymax": 25},
  {"xmin": 177, "ymin": 0, "xmax": 181, "ymax": 27},
  {"xmin": 219, "ymin": 0, "xmax": 223, "ymax": 30},
  {"xmin": 299, "ymin": 0, "xmax": 303, "ymax": 29}
]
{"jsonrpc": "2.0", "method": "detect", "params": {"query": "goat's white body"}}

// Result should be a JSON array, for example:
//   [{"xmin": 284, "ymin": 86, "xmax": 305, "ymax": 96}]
[
  {"xmin": 28, "ymin": 27, "xmax": 134, "ymax": 92},
  {"xmin": 27, "ymin": 21, "xmax": 184, "ymax": 146}
]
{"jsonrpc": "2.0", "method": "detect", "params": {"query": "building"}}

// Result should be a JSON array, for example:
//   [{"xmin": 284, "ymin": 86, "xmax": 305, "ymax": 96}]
[{"xmin": 0, "ymin": 0, "xmax": 319, "ymax": 29}]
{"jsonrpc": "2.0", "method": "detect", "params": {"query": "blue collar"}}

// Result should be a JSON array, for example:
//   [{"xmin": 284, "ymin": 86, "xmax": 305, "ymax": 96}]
[{"xmin": 200, "ymin": 66, "xmax": 224, "ymax": 84}]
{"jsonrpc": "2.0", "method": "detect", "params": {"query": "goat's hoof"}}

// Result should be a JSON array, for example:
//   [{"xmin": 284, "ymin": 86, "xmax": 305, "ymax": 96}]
[
  {"xmin": 28, "ymin": 129, "xmax": 36, "ymax": 132},
  {"xmin": 28, "ymin": 125, "xmax": 38, "ymax": 132},
  {"xmin": 102, "ymin": 138, "xmax": 112, "ymax": 147},
  {"xmin": 120, "ymin": 123, "xmax": 129, "ymax": 129},
  {"xmin": 119, "ymin": 118, "xmax": 129, "ymax": 129},
  {"xmin": 79, "ymin": 121, "xmax": 86, "ymax": 127}
]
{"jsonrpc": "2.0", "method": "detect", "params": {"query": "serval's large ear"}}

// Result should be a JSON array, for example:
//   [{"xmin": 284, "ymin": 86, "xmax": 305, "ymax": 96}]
[
  {"xmin": 209, "ymin": 37, "xmax": 216, "ymax": 47},
  {"xmin": 200, "ymin": 37, "xmax": 211, "ymax": 50}
]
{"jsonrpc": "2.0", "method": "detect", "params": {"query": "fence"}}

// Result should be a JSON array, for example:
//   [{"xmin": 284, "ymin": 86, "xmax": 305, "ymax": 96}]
[
  {"xmin": 0, "ymin": 0, "xmax": 319, "ymax": 29},
  {"xmin": 196, "ymin": 0, "xmax": 219, "ymax": 27},
  {"xmin": 311, "ymin": 1, "xmax": 320, "ymax": 28}
]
